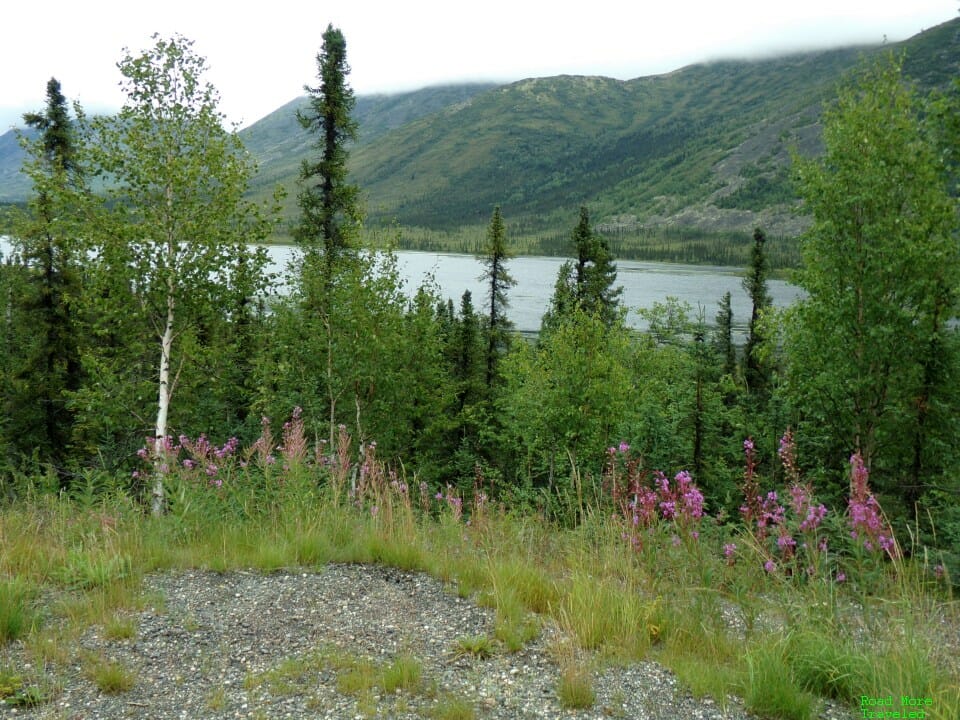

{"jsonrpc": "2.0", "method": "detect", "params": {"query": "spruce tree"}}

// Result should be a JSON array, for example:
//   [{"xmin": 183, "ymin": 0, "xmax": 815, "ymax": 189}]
[
  {"xmin": 742, "ymin": 227, "xmax": 771, "ymax": 394},
  {"xmin": 296, "ymin": 24, "xmax": 360, "ymax": 290},
  {"xmin": 7, "ymin": 78, "xmax": 85, "ymax": 475},
  {"xmin": 542, "ymin": 206, "xmax": 622, "ymax": 333},
  {"xmin": 453, "ymin": 290, "xmax": 484, "ymax": 411},
  {"xmin": 713, "ymin": 291, "xmax": 736, "ymax": 377},
  {"xmin": 572, "ymin": 206, "xmax": 622, "ymax": 326},
  {"xmin": 480, "ymin": 206, "xmax": 515, "ymax": 387}
]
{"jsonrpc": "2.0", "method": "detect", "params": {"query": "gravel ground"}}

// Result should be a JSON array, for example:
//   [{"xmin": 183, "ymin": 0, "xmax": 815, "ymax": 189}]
[{"xmin": 1, "ymin": 564, "xmax": 864, "ymax": 719}]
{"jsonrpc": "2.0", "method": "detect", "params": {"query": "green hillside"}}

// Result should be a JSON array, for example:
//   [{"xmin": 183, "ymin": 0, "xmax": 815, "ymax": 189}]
[
  {"xmin": 243, "ymin": 17, "xmax": 959, "ymax": 245},
  {"xmin": 3, "ymin": 17, "xmax": 958, "ymax": 250},
  {"xmin": 241, "ymin": 83, "xmax": 497, "ymax": 197}
]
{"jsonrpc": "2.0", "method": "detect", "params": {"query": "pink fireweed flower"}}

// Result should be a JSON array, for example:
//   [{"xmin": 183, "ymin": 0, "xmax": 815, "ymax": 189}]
[
  {"xmin": 723, "ymin": 543, "xmax": 737, "ymax": 565},
  {"xmin": 632, "ymin": 486, "xmax": 658, "ymax": 528},
  {"xmin": 740, "ymin": 436, "xmax": 762, "ymax": 527},
  {"xmin": 847, "ymin": 452, "xmax": 898, "ymax": 558},
  {"xmin": 799, "ymin": 503, "xmax": 828, "ymax": 533},
  {"xmin": 776, "ymin": 533, "xmax": 797, "ymax": 551},
  {"xmin": 778, "ymin": 429, "xmax": 800, "ymax": 484},
  {"xmin": 675, "ymin": 471, "xmax": 704, "ymax": 521},
  {"xmin": 788, "ymin": 483, "xmax": 808, "ymax": 515}
]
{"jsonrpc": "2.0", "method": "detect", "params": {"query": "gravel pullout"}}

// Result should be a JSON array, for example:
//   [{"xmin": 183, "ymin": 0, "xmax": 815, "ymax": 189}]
[{"xmin": 2, "ymin": 564, "xmax": 860, "ymax": 719}]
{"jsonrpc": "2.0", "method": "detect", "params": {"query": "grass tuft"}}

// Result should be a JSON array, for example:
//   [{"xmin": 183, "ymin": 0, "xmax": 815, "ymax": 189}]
[
  {"xmin": 454, "ymin": 634, "xmax": 495, "ymax": 659},
  {"xmin": 557, "ymin": 665, "xmax": 596, "ymax": 709},
  {"xmin": 380, "ymin": 653, "xmax": 422, "ymax": 693},
  {"xmin": 0, "ymin": 577, "xmax": 37, "ymax": 644},
  {"xmin": 83, "ymin": 653, "xmax": 136, "ymax": 694},
  {"xmin": 741, "ymin": 638, "xmax": 819, "ymax": 720},
  {"xmin": 430, "ymin": 694, "xmax": 477, "ymax": 719}
]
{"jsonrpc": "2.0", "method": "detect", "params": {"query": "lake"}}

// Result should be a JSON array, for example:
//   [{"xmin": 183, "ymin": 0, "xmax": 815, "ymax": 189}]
[
  {"xmin": 1, "ymin": 237, "xmax": 801, "ymax": 337},
  {"xmin": 265, "ymin": 246, "xmax": 802, "ymax": 337}
]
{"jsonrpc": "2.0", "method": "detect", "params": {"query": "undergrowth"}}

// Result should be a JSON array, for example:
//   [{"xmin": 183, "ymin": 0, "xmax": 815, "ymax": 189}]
[{"xmin": 0, "ymin": 420, "xmax": 956, "ymax": 719}]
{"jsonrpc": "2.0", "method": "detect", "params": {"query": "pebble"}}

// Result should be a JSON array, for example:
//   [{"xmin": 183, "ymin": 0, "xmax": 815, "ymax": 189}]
[{"xmin": 0, "ymin": 564, "xmax": 863, "ymax": 719}]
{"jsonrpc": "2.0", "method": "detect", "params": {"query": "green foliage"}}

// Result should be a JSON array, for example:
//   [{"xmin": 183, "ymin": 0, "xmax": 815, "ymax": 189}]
[
  {"xmin": 479, "ymin": 205, "xmax": 515, "ymax": 387},
  {"xmin": 715, "ymin": 167, "xmax": 797, "ymax": 211},
  {"xmin": 742, "ymin": 227, "xmax": 773, "ymax": 395},
  {"xmin": 453, "ymin": 634, "xmax": 495, "ymax": 659},
  {"xmin": 500, "ymin": 308, "xmax": 632, "ymax": 492},
  {"xmin": 542, "ymin": 206, "xmax": 623, "ymax": 333},
  {"xmin": 72, "ymin": 34, "xmax": 275, "ymax": 484},
  {"xmin": 713, "ymin": 291, "xmax": 736, "ymax": 377},
  {"xmin": 556, "ymin": 666, "xmax": 596, "ymax": 709},
  {"xmin": 3, "ymin": 78, "xmax": 87, "ymax": 477},
  {"xmin": 741, "ymin": 638, "xmax": 820, "ymax": 720},
  {"xmin": 83, "ymin": 653, "xmax": 136, "ymax": 694},
  {"xmin": 783, "ymin": 54, "xmax": 960, "ymax": 504},
  {"xmin": 380, "ymin": 653, "xmax": 423, "ymax": 693},
  {"xmin": 295, "ymin": 24, "xmax": 361, "ymax": 281},
  {"xmin": 256, "ymin": 252, "xmax": 456, "ymax": 480},
  {"xmin": 0, "ymin": 577, "xmax": 37, "ymax": 643}
]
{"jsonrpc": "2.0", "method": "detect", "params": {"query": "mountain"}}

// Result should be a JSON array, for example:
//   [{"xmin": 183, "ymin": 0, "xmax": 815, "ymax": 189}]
[
  {"xmin": 0, "ymin": 127, "xmax": 33, "ymax": 203},
  {"xmin": 2, "ymin": 17, "xmax": 958, "ymax": 242},
  {"xmin": 241, "ymin": 16, "xmax": 959, "ymax": 239},
  {"xmin": 241, "ymin": 84, "xmax": 497, "ymax": 196}
]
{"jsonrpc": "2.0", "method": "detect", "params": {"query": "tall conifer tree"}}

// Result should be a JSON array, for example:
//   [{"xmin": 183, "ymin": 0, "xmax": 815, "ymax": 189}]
[
  {"xmin": 742, "ymin": 227, "xmax": 771, "ymax": 394},
  {"xmin": 480, "ymin": 206, "xmax": 514, "ymax": 387},
  {"xmin": 542, "ymin": 206, "xmax": 622, "ymax": 333},
  {"xmin": 296, "ymin": 23, "xmax": 360, "ymax": 291},
  {"xmin": 572, "ymin": 206, "xmax": 621, "ymax": 326},
  {"xmin": 6, "ymin": 78, "xmax": 85, "ymax": 475}
]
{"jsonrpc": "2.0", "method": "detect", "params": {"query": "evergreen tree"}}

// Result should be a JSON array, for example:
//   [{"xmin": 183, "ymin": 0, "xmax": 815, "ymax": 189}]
[
  {"xmin": 572, "ymin": 206, "xmax": 621, "ymax": 325},
  {"xmin": 540, "ymin": 261, "xmax": 576, "ymax": 336},
  {"xmin": 295, "ymin": 23, "xmax": 360, "ymax": 289},
  {"xmin": 6, "ymin": 78, "xmax": 86, "ymax": 475},
  {"xmin": 713, "ymin": 291, "xmax": 736, "ymax": 378},
  {"xmin": 480, "ymin": 206, "xmax": 515, "ymax": 387},
  {"xmin": 541, "ymin": 206, "xmax": 622, "ymax": 333},
  {"xmin": 742, "ymin": 227, "xmax": 772, "ymax": 394},
  {"xmin": 453, "ymin": 290, "xmax": 484, "ymax": 412}
]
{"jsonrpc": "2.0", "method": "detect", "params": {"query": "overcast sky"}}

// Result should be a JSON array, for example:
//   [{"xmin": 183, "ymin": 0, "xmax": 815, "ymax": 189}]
[{"xmin": 2, "ymin": 1, "xmax": 957, "ymax": 132}]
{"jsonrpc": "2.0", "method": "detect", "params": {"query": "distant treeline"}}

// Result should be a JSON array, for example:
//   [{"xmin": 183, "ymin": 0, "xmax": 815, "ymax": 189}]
[{"xmin": 364, "ymin": 223, "xmax": 801, "ymax": 269}]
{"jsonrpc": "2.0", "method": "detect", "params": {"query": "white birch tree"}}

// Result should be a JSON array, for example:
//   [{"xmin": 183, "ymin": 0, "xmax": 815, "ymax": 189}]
[{"xmin": 87, "ymin": 35, "xmax": 273, "ymax": 513}]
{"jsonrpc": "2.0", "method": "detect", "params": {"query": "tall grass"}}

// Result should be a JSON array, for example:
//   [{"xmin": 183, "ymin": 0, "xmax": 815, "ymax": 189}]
[{"xmin": 0, "ymin": 421, "xmax": 956, "ymax": 720}]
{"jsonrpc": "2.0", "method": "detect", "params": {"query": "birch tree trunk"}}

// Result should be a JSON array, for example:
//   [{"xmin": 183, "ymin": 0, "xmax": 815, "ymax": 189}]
[{"xmin": 152, "ymin": 282, "xmax": 175, "ymax": 516}]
